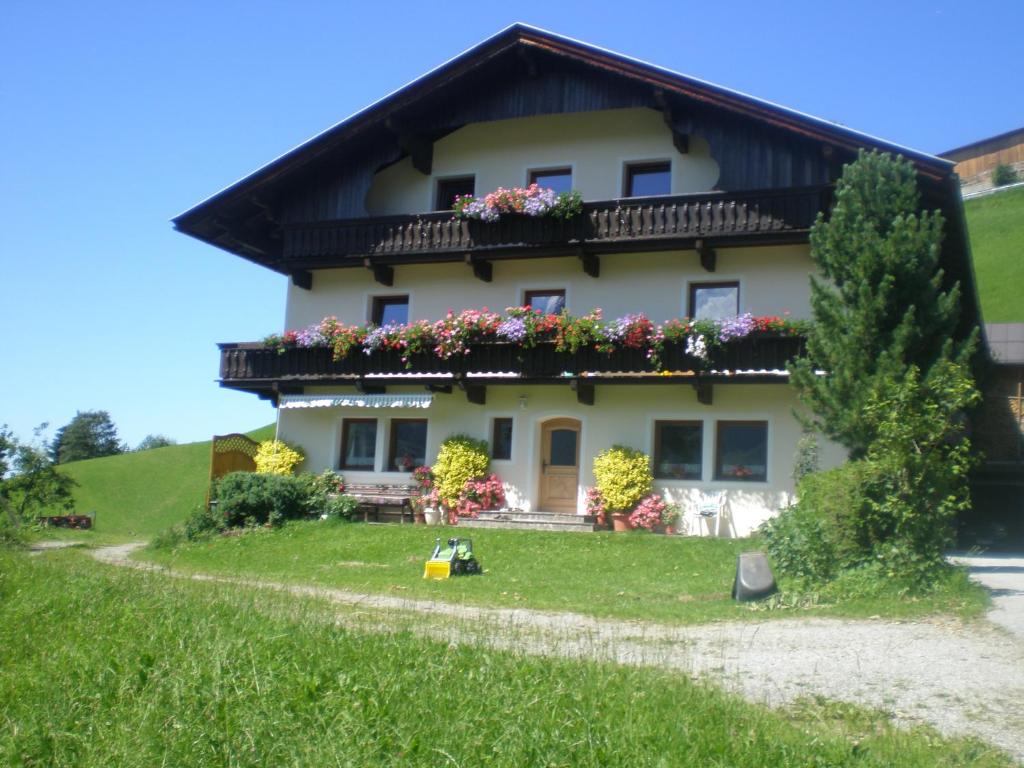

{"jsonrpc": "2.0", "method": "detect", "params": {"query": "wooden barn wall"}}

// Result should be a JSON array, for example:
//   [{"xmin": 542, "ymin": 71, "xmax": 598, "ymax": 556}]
[{"xmin": 280, "ymin": 70, "xmax": 832, "ymax": 224}]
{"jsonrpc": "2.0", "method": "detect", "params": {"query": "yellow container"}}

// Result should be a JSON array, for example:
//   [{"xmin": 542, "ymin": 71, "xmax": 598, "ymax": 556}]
[{"xmin": 423, "ymin": 560, "xmax": 451, "ymax": 580}]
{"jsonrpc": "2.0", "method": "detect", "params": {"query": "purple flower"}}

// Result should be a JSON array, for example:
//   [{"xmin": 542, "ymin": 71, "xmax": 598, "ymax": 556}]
[
  {"xmin": 496, "ymin": 317, "xmax": 527, "ymax": 343},
  {"xmin": 717, "ymin": 313, "xmax": 755, "ymax": 342},
  {"xmin": 296, "ymin": 324, "xmax": 328, "ymax": 347}
]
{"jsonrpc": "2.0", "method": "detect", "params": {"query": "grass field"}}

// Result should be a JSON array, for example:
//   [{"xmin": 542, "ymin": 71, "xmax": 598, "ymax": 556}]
[
  {"xmin": 964, "ymin": 184, "xmax": 1024, "ymax": 323},
  {"xmin": 141, "ymin": 521, "xmax": 990, "ymax": 624},
  {"xmin": 0, "ymin": 547, "xmax": 1010, "ymax": 768},
  {"xmin": 44, "ymin": 424, "xmax": 274, "ymax": 542}
]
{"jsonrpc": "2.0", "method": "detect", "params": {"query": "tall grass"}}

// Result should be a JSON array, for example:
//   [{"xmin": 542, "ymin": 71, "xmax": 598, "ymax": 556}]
[{"xmin": 0, "ymin": 549, "xmax": 1009, "ymax": 767}]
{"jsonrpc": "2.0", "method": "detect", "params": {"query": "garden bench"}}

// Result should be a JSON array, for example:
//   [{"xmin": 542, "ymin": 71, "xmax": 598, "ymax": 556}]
[
  {"xmin": 37, "ymin": 514, "xmax": 93, "ymax": 530},
  {"xmin": 344, "ymin": 483, "xmax": 419, "ymax": 523}
]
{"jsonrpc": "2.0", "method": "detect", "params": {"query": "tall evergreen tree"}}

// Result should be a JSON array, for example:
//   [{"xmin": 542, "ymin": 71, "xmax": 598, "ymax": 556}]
[
  {"xmin": 789, "ymin": 150, "xmax": 974, "ymax": 458},
  {"xmin": 50, "ymin": 410, "xmax": 124, "ymax": 464}
]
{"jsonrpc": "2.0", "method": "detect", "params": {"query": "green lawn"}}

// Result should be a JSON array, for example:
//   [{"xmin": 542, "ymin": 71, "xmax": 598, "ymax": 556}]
[
  {"xmin": 42, "ymin": 425, "xmax": 274, "ymax": 542},
  {"xmin": 0, "ymin": 548, "xmax": 1009, "ymax": 768},
  {"xmin": 141, "ymin": 521, "xmax": 989, "ymax": 624},
  {"xmin": 964, "ymin": 185, "xmax": 1024, "ymax": 323}
]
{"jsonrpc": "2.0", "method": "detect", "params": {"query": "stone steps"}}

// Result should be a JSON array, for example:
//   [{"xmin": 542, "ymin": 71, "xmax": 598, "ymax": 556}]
[{"xmin": 457, "ymin": 510, "xmax": 598, "ymax": 533}]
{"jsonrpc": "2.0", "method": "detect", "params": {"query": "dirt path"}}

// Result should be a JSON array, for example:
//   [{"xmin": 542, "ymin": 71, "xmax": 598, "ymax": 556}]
[{"xmin": 90, "ymin": 542, "xmax": 1024, "ymax": 762}]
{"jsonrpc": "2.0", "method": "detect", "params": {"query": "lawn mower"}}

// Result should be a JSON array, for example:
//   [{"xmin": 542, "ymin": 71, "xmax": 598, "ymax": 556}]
[{"xmin": 423, "ymin": 537, "xmax": 482, "ymax": 579}]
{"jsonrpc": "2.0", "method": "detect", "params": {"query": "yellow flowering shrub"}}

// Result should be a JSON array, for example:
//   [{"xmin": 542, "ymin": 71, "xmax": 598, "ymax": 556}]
[
  {"xmin": 592, "ymin": 445, "xmax": 652, "ymax": 512},
  {"xmin": 254, "ymin": 439, "xmax": 304, "ymax": 476},
  {"xmin": 432, "ymin": 434, "xmax": 489, "ymax": 509}
]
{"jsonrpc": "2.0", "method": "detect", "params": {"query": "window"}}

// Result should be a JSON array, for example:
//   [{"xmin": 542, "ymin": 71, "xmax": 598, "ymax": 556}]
[
  {"xmin": 435, "ymin": 176, "xmax": 475, "ymax": 211},
  {"xmin": 625, "ymin": 161, "xmax": 671, "ymax": 197},
  {"xmin": 491, "ymin": 418, "xmax": 513, "ymax": 461},
  {"xmin": 528, "ymin": 167, "xmax": 573, "ymax": 193},
  {"xmin": 689, "ymin": 282, "xmax": 739, "ymax": 320},
  {"xmin": 340, "ymin": 419, "xmax": 377, "ymax": 470},
  {"xmin": 387, "ymin": 419, "xmax": 427, "ymax": 472},
  {"xmin": 715, "ymin": 421, "xmax": 767, "ymax": 482},
  {"xmin": 653, "ymin": 421, "xmax": 703, "ymax": 480},
  {"xmin": 371, "ymin": 295, "xmax": 409, "ymax": 326},
  {"xmin": 524, "ymin": 289, "xmax": 565, "ymax": 315}
]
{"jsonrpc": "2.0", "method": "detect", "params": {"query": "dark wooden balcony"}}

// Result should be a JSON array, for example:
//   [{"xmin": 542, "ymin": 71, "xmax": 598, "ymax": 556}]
[
  {"xmin": 219, "ymin": 334, "xmax": 806, "ymax": 403},
  {"xmin": 280, "ymin": 186, "xmax": 832, "ymax": 270}
]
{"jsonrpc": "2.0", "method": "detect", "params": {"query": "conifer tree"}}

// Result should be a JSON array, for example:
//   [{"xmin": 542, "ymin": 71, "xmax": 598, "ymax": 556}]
[{"xmin": 789, "ymin": 150, "xmax": 973, "ymax": 457}]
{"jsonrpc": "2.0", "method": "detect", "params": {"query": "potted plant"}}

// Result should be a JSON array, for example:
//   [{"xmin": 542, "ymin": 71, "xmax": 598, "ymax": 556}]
[
  {"xmin": 585, "ymin": 487, "xmax": 607, "ymax": 528},
  {"xmin": 593, "ymin": 445, "xmax": 653, "ymax": 532},
  {"xmin": 411, "ymin": 466, "xmax": 434, "ymax": 524},
  {"xmin": 661, "ymin": 499, "xmax": 681, "ymax": 535}
]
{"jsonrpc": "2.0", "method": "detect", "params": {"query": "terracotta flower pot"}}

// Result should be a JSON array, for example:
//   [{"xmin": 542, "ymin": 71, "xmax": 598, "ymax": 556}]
[
  {"xmin": 611, "ymin": 513, "xmax": 633, "ymax": 532},
  {"xmin": 413, "ymin": 512, "xmax": 426, "ymax": 525},
  {"xmin": 664, "ymin": 524, "xmax": 676, "ymax": 535}
]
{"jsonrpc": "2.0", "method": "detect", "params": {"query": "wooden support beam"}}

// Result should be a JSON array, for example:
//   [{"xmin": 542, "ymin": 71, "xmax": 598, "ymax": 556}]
[
  {"xmin": 355, "ymin": 380, "xmax": 386, "ymax": 395},
  {"xmin": 465, "ymin": 254, "xmax": 492, "ymax": 282},
  {"xmin": 579, "ymin": 250, "xmax": 600, "ymax": 278},
  {"xmin": 364, "ymin": 258, "xmax": 394, "ymax": 287},
  {"xmin": 291, "ymin": 270, "xmax": 313, "ymax": 290},
  {"xmin": 454, "ymin": 375, "xmax": 486, "ymax": 405},
  {"xmin": 693, "ymin": 380, "xmax": 713, "ymax": 406},
  {"xmin": 695, "ymin": 239, "xmax": 716, "ymax": 272},
  {"xmin": 517, "ymin": 46, "xmax": 539, "ymax": 77},
  {"xmin": 385, "ymin": 117, "xmax": 433, "ymax": 175},
  {"xmin": 653, "ymin": 89, "xmax": 690, "ymax": 155},
  {"xmin": 570, "ymin": 378, "xmax": 595, "ymax": 406}
]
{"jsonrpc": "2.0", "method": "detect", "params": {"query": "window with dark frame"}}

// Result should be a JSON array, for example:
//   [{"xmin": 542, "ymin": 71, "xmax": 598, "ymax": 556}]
[
  {"xmin": 491, "ymin": 418, "xmax": 513, "ymax": 461},
  {"xmin": 528, "ymin": 167, "xmax": 573, "ymax": 193},
  {"xmin": 714, "ymin": 421, "xmax": 768, "ymax": 482},
  {"xmin": 689, "ymin": 282, "xmax": 740, "ymax": 320},
  {"xmin": 524, "ymin": 289, "xmax": 566, "ymax": 315},
  {"xmin": 434, "ymin": 176, "xmax": 475, "ymax": 211},
  {"xmin": 371, "ymin": 295, "xmax": 409, "ymax": 327},
  {"xmin": 340, "ymin": 419, "xmax": 377, "ymax": 470},
  {"xmin": 387, "ymin": 419, "xmax": 427, "ymax": 473},
  {"xmin": 653, "ymin": 421, "xmax": 703, "ymax": 480},
  {"xmin": 624, "ymin": 161, "xmax": 671, "ymax": 197}
]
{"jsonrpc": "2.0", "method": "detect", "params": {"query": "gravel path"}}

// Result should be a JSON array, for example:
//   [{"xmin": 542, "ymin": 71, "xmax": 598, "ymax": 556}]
[
  {"xmin": 88, "ymin": 542, "xmax": 1024, "ymax": 762},
  {"xmin": 952, "ymin": 553, "xmax": 1024, "ymax": 638}
]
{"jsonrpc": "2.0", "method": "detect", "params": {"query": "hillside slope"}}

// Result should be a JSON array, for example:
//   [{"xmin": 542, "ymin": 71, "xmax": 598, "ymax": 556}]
[
  {"xmin": 964, "ymin": 185, "xmax": 1024, "ymax": 323},
  {"xmin": 54, "ymin": 425, "xmax": 274, "ymax": 539}
]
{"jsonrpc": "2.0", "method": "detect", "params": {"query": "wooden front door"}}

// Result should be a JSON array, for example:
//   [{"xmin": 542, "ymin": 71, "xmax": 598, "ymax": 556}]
[{"xmin": 539, "ymin": 418, "xmax": 580, "ymax": 513}]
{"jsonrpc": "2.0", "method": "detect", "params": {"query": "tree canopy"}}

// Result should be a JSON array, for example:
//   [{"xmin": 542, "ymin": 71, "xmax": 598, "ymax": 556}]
[{"xmin": 50, "ymin": 410, "xmax": 124, "ymax": 464}]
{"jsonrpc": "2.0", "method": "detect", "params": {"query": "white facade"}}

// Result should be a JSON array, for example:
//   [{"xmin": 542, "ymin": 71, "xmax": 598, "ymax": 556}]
[{"xmin": 273, "ymin": 109, "xmax": 844, "ymax": 535}]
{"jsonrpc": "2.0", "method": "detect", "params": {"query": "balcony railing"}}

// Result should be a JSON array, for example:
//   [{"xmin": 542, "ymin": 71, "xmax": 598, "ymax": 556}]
[
  {"xmin": 281, "ymin": 186, "xmax": 832, "ymax": 267},
  {"xmin": 219, "ymin": 334, "xmax": 806, "ymax": 390}
]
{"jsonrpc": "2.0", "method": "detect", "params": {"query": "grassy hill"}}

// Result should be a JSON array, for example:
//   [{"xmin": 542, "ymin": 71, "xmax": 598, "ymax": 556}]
[
  {"xmin": 964, "ymin": 185, "xmax": 1024, "ymax": 323},
  {"xmin": 52, "ymin": 425, "xmax": 274, "ymax": 540}
]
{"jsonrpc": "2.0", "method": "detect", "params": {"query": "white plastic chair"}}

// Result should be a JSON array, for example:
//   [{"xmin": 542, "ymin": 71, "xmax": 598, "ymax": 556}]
[{"xmin": 694, "ymin": 491, "xmax": 725, "ymax": 537}]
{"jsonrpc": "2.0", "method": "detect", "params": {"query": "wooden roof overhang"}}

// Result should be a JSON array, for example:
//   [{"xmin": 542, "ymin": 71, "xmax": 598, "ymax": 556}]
[{"xmin": 172, "ymin": 25, "xmax": 956, "ymax": 265}]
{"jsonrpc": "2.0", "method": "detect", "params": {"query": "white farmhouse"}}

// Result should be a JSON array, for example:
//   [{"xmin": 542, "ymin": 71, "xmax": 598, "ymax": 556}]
[{"xmin": 174, "ymin": 25, "xmax": 978, "ymax": 535}]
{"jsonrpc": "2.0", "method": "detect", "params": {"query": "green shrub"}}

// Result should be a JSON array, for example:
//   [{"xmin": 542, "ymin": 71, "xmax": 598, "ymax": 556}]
[
  {"xmin": 324, "ymin": 493, "xmax": 359, "ymax": 520},
  {"xmin": 432, "ymin": 435, "xmax": 489, "ymax": 510},
  {"xmin": 214, "ymin": 472, "xmax": 307, "ymax": 527},
  {"xmin": 992, "ymin": 163, "xmax": 1018, "ymax": 187},
  {"xmin": 592, "ymin": 445, "xmax": 652, "ymax": 512},
  {"xmin": 150, "ymin": 525, "xmax": 185, "ymax": 550},
  {"xmin": 184, "ymin": 503, "xmax": 226, "ymax": 540},
  {"xmin": 761, "ymin": 461, "xmax": 877, "ymax": 583}
]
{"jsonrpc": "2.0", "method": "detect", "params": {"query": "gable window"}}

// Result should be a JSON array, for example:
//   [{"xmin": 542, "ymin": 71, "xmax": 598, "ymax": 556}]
[
  {"xmin": 524, "ymin": 289, "xmax": 566, "ymax": 315},
  {"xmin": 715, "ymin": 421, "xmax": 767, "ymax": 482},
  {"xmin": 435, "ymin": 176, "xmax": 475, "ymax": 211},
  {"xmin": 689, "ymin": 282, "xmax": 739, "ymax": 320},
  {"xmin": 625, "ymin": 161, "xmax": 671, "ymax": 197},
  {"xmin": 528, "ymin": 167, "xmax": 573, "ymax": 193},
  {"xmin": 371, "ymin": 295, "xmax": 409, "ymax": 326},
  {"xmin": 340, "ymin": 419, "xmax": 377, "ymax": 470},
  {"xmin": 387, "ymin": 419, "xmax": 427, "ymax": 472},
  {"xmin": 653, "ymin": 421, "xmax": 703, "ymax": 480},
  {"xmin": 491, "ymin": 417, "xmax": 513, "ymax": 461}
]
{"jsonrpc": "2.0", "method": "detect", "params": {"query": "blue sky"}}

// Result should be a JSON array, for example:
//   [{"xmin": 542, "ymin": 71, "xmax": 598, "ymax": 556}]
[{"xmin": 2, "ymin": 1, "xmax": 1020, "ymax": 448}]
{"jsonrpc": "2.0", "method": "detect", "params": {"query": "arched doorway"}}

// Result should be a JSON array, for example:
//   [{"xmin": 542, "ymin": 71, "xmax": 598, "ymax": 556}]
[{"xmin": 538, "ymin": 418, "xmax": 581, "ymax": 513}]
